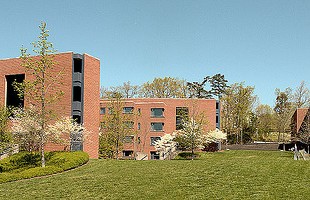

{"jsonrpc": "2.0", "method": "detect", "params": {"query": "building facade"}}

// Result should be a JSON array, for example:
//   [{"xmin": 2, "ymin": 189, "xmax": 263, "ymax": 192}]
[
  {"xmin": 291, "ymin": 108, "xmax": 310, "ymax": 140},
  {"xmin": 0, "ymin": 52, "xmax": 100, "ymax": 158},
  {"xmin": 100, "ymin": 98, "xmax": 220, "ymax": 160}
]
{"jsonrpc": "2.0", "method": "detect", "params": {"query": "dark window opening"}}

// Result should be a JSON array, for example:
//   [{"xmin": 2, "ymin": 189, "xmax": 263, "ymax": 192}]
[
  {"xmin": 100, "ymin": 107, "xmax": 106, "ymax": 114},
  {"xmin": 138, "ymin": 122, "xmax": 141, "ymax": 130},
  {"xmin": 216, "ymin": 115, "xmax": 219, "ymax": 123},
  {"xmin": 150, "ymin": 151, "xmax": 160, "ymax": 160},
  {"xmin": 216, "ymin": 102, "xmax": 219, "ymax": 109},
  {"xmin": 73, "ymin": 115, "xmax": 81, "ymax": 124},
  {"xmin": 73, "ymin": 58, "xmax": 82, "ymax": 73},
  {"xmin": 124, "ymin": 121, "xmax": 134, "ymax": 129},
  {"xmin": 151, "ymin": 108, "xmax": 164, "ymax": 118},
  {"xmin": 124, "ymin": 136, "xmax": 134, "ymax": 143},
  {"xmin": 123, "ymin": 107, "xmax": 134, "ymax": 114},
  {"xmin": 151, "ymin": 123, "xmax": 164, "ymax": 132},
  {"xmin": 176, "ymin": 107, "xmax": 189, "ymax": 130},
  {"xmin": 123, "ymin": 150, "xmax": 133, "ymax": 157},
  {"xmin": 150, "ymin": 137, "xmax": 161, "ymax": 146},
  {"xmin": 6, "ymin": 74, "xmax": 25, "ymax": 108},
  {"xmin": 73, "ymin": 86, "xmax": 82, "ymax": 102}
]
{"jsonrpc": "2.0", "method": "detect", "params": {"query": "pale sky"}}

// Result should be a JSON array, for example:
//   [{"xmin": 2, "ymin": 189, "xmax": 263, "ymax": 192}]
[{"xmin": 1, "ymin": 0, "xmax": 310, "ymax": 106}]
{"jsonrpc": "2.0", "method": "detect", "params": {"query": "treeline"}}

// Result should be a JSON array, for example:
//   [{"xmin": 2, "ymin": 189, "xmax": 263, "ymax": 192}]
[
  {"xmin": 222, "ymin": 81, "xmax": 310, "ymax": 144},
  {"xmin": 102, "ymin": 76, "xmax": 310, "ymax": 144},
  {"xmin": 100, "ymin": 74, "xmax": 228, "ymax": 99}
]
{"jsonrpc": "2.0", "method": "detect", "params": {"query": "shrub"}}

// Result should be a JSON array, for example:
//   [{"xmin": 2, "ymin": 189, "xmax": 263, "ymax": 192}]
[
  {"xmin": 174, "ymin": 152, "xmax": 201, "ymax": 160},
  {"xmin": 0, "ymin": 151, "xmax": 89, "ymax": 183}
]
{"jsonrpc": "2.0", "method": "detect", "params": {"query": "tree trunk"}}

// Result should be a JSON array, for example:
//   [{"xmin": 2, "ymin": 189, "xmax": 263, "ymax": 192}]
[{"xmin": 41, "ymin": 134, "xmax": 45, "ymax": 167}]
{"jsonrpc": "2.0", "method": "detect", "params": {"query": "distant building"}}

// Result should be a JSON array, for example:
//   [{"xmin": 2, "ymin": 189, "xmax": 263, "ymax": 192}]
[
  {"xmin": 100, "ymin": 98, "xmax": 220, "ymax": 160},
  {"xmin": 291, "ymin": 108, "xmax": 310, "ymax": 141},
  {"xmin": 0, "ymin": 52, "xmax": 100, "ymax": 158}
]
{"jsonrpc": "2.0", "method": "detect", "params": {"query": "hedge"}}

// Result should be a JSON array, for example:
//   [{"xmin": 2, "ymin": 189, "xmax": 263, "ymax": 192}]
[{"xmin": 0, "ymin": 151, "xmax": 89, "ymax": 183}]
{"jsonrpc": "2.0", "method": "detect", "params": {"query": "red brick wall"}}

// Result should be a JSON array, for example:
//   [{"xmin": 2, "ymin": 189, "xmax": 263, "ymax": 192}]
[
  {"xmin": 0, "ymin": 52, "xmax": 100, "ymax": 158},
  {"xmin": 100, "ymin": 98, "xmax": 217, "ymax": 159},
  {"xmin": 83, "ymin": 54, "xmax": 100, "ymax": 158}
]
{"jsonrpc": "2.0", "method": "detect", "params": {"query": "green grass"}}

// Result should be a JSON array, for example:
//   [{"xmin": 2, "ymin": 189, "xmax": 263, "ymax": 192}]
[
  {"xmin": 0, "ymin": 151, "xmax": 89, "ymax": 183},
  {"xmin": 0, "ymin": 150, "xmax": 309, "ymax": 199}
]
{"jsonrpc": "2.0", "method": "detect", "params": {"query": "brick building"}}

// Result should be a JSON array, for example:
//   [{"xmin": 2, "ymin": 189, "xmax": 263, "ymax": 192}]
[
  {"xmin": 0, "ymin": 52, "xmax": 100, "ymax": 158},
  {"xmin": 100, "ymin": 98, "xmax": 220, "ymax": 160},
  {"xmin": 291, "ymin": 108, "xmax": 310, "ymax": 140}
]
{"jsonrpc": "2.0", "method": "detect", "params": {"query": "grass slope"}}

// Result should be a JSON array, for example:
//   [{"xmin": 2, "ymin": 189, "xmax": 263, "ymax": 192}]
[{"xmin": 0, "ymin": 150, "xmax": 309, "ymax": 200}]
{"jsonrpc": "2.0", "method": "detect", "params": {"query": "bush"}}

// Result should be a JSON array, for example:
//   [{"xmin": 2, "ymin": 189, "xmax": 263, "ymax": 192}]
[
  {"xmin": 0, "ymin": 151, "xmax": 89, "ymax": 183},
  {"xmin": 174, "ymin": 152, "xmax": 201, "ymax": 160}
]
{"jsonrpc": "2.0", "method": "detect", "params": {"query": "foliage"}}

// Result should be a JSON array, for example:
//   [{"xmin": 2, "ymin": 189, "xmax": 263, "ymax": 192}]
[
  {"xmin": 11, "ymin": 107, "xmax": 87, "ymax": 152},
  {"xmin": 187, "ymin": 77, "xmax": 211, "ymax": 99},
  {"xmin": 174, "ymin": 152, "xmax": 201, "ymax": 160},
  {"xmin": 221, "ymin": 82, "xmax": 257, "ymax": 144},
  {"xmin": 203, "ymin": 128, "xmax": 227, "ymax": 143},
  {"xmin": 101, "ymin": 81, "xmax": 140, "ymax": 98},
  {"xmin": 293, "ymin": 81, "xmax": 310, "ymax": 108},
  {"xmin": 0, "ymin": 151, "xmax": 88, "ymax": 183},
  {"xmin": 0, "ymin": 106, "xmax": 12, "ymax": 150},
  {"xmin": 254, "ymin": 104, "xmax": 274, "ymax": 140},
  {"xmin": 154, "ymin": 133, "xmax": 177, "ymax": 160},
  {"xmin": 11, "ymin": 106, "xmax": 42, "ymax": 152},
  {"xmin": 273, "ymin": 88, "xmax": 294, "ymax": 142},
  {"xmin": 99, "ymin": 94, "xmax": 136, "ymax": 159},
  {"xmin": 140, "ymin": 77, "xmax": 188, "ymax": 98},
  {"xmin": 13, "ymin": 22, "xmax": 64, "ymax": 167},
  {"xmin": 173, "ymin": 117, "xmax": 206, "ymax": 160},
  {"xmin": 187, "ymin": 73, "xmax": 228, "ymax": 99},
  {"xmin": 208, "ymin": 73, "xmax": 229, "ymax": 99},
  {"xmin": 1, "ymin": 151, "xmax": 309, "ymax": 199}
]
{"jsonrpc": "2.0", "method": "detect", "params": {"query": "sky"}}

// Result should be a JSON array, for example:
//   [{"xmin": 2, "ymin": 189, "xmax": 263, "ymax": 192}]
[{"xmin": 1, "ymin": 0, "xmax": 310, "ymax": 106}]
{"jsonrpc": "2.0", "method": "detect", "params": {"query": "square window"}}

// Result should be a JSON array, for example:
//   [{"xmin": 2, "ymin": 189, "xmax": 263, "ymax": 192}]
[
  {"xmin": 124, "ymin": 121, "xmax": 134, "ymax": 129},
  {"xmin": 123, "ymin": 107, "xmax": 134, "ymax": 114},
  {"xmin": 151, "ymin": 108, "xmax": 164, "ymax": 118},
  {"xmin": 123, "ymin": 150, "xmax": 133, "ymax": 157},
  {"xmin": 124, "ymin": 136, "xmax": 134, "ymax": 143},
  {"xmin": 150, "ymin": 151, "xmax": 160, "ymax": 160},
  {"xmin": 100, "ymin": 107, "xmax": 106, "ymax": 114},
  {"xmin": 151, "ymin": 123, "xmax": 164, "ymax": 132},
  {"xmin": 150, "ymin": 137, "xmax": 161, "ymax": 146}
]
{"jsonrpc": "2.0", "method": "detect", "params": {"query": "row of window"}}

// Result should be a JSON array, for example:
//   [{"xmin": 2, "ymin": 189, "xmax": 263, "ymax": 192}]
[
  {"xmin": 122, "ymin": 151, "xmax": 160, "ymax": 160},
  {"xmin": 124, "ymin": 136, "xmax": 161, "ymax": 146},
  {"xmin": 100, "ymin": 107, "xmax": 165, "ymax": 117}
]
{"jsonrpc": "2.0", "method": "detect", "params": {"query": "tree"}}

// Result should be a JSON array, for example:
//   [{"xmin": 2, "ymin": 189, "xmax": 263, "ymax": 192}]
[
  {"xmin": 187, "ymin": 73, "xmax": 228, "ymax": 99},
  {"xmin": 0, "ymin": 106, "xmax": 12, "ymax": 151},
  {"xmin": 11, "ymin": 107, "xmax": 86, "ymax": 153},
  {"xmin": 101, "ymin": 81, "xmax": 140, "ymax": 99},
  {"xmin": 140, "ymin": 77, "xmax": 187, "ymax": 98},
  {"xmin": 255, "ymin": 104, "xmax": 274, "ymax": 141},
  {"xmin": 173, "ymin": 117, "xmax": 205, "ymax": 160},
  {"xmin": 293, "ymin": 81, "xmax": 310, "ymax": 108},
  {"xmin": 274, "ymin": 88, "xmax": 294, "ymax": 142},
  {"xmin": 99, "ymin": 93, "xmax": 136, "ymax": 159},
  {"xmin": 14, "ymin": 22, "xmax": 64, "ymax": 167},
  {"xmin": 154, "ymin": 133, "xmax": 177, "ymax": 160},
  {"xmin": 208, "ymin": 73, "xmax": 229, "ymax": 100},
  {"xmin": 187, "ymin": 77, "xmax": 211, "ymax": 99},
  {"xmin": 221, "ymin": 83, "xmax": 256, "ymax": 144}
]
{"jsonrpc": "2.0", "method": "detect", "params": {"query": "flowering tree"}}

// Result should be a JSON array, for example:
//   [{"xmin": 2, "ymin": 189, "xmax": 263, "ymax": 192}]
[
  {"xmin": 13, "ymin": 22, "xmax": 64, "ymax": 167},
  {"xmin": 11, "ymin": 107, "xmax": 87, "ymax": 153},
  {"xmin": 173, "ymin": 117, "xmax": 205, "ymax": 160},
  {"xmin": 201, "ymin": 129, "xmax": 227, "ymax": 151},
  {"xmin": 154, "ymin": 133, "xmax": 177, "ymax": 160}
]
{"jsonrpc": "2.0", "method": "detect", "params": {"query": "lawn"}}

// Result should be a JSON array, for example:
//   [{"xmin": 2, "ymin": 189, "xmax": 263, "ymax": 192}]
[{"xmin": 0, "ymin": 150, "xmax": 309, "ymax": 200}]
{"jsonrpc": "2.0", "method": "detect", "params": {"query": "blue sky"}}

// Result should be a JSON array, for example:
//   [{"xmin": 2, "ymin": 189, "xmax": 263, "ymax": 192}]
[{"xmin": 1, "ymin": 0, "xmax": 310, "ymax": 106}]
